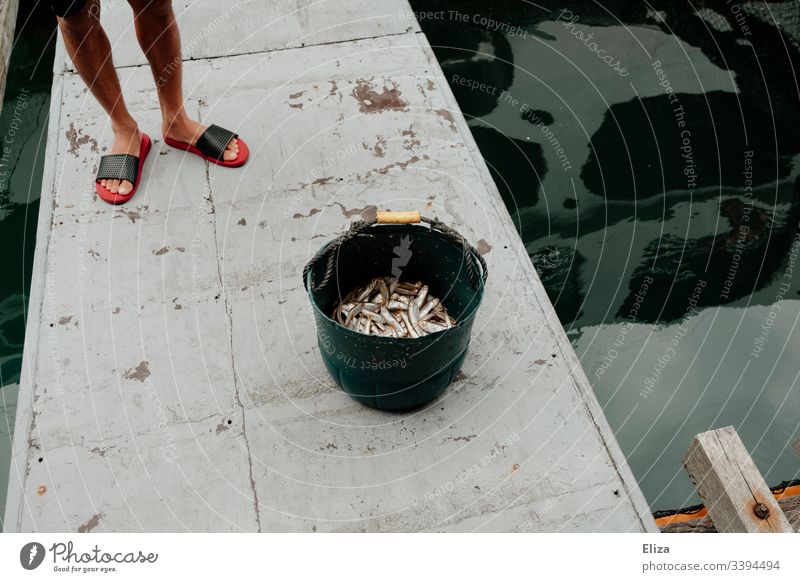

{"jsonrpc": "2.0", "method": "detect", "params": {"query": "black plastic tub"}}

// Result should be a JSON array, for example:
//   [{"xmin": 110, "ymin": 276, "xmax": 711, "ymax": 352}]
[{"xmin": 303, "ymin": 214, "xmax": 487, "ymax": 411}]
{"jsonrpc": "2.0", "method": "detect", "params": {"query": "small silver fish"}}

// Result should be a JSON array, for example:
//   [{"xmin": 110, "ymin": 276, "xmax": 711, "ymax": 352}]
[
  {"xmin": 415, "ymin": 285, "xmax": 428, "ymax": 308},
  {"xmin": 380, "ymin": 306, "xmax": 404, "ymax": 335},
  {"xmin": 419, "ymin": 298, "xmax": 439, "ymax": 318},
  {"xmin": 400, "ymin": 311, "xmax": 419, "ymax": 338},
  {"xmin": 419, "ymin": 320, "xmax": 447, "ymax": 334},
  {"xmin": 334, "ymin": 277, "xmax": 455, "ymax": 337}
]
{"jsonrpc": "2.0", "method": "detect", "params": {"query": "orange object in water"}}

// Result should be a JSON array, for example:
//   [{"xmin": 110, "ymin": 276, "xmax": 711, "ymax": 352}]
[{"xmin": 654, "ymin": 481, "xmax": 800, "ymax": 527}]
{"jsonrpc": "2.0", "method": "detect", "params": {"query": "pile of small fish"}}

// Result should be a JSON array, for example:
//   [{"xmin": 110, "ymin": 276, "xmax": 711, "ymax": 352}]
[{"xmin": 333, "ymin": 277, "xmax": 456, "ymax": 337}]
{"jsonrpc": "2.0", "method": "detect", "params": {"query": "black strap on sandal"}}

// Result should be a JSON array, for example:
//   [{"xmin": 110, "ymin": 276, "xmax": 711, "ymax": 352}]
[
  {"xmin": 195, "ymin": 124, "xmax": 237, "ymax": 161},
  {"xmin": 96, "ymin": 154, "xmax": 139, "ymax": 185}
]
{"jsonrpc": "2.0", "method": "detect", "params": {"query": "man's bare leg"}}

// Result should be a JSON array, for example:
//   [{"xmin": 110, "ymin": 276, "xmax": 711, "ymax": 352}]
[
  {"xmin": 58, "ymin": 0, "xmax": 140, "ymax": 195},
  {"xmin": 128, "ymin": 0, "xmax": 238, "ymax": 161}
]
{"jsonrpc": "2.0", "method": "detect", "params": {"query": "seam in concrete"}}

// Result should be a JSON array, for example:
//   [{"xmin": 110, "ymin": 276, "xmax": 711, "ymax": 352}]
[
  {"xmin": 203, "ymin": 145, "xmax": 262, "ymax": 532},
  {"xmin": 68, "ymin": 28, "xmax": 420, "ymax": 73}
]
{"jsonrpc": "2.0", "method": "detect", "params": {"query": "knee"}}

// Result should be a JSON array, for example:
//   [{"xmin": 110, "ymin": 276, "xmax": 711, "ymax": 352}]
[
  {"xmin": 128, "ymin": 0, "xmax": 174, "ymax": 20},
  {"xmin": 57, "ymin": 0, "xmax": 100, "ymax": 39}
]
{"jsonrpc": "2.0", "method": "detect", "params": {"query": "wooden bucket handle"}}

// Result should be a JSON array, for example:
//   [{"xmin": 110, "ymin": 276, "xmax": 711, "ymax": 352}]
[{"xmin": 376, "ymin": 210, "xmax": 421, "ymax": 224}]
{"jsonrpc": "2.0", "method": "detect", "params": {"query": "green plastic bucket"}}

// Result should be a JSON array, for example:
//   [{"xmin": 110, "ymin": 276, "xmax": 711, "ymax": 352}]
[{"xmin": 303, "ymin": 213, "xmax": 488, "ymax": 411}]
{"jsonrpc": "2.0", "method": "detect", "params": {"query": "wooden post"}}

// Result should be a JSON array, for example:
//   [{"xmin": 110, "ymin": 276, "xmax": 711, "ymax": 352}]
[{"xmin": 683, "ymin": 426, "xmax": 792, "ymax": 533}]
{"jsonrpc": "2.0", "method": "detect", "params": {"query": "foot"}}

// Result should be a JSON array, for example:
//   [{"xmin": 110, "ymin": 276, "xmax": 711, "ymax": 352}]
[
  {"xmin": 99, "ymin": 125, "xmax": 141, "ymax": 196},
  {"xmin": 163, "ymin": 117, "xmax": 239, "ymax": 161}
]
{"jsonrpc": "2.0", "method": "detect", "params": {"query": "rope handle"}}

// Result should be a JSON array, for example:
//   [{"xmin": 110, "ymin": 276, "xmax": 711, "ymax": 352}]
[{"xmin": 302, "ymin": 214, "xmax": 488, "ymax": 293}]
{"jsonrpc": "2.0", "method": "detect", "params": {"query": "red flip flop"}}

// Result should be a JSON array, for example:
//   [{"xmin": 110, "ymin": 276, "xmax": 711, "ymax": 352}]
[
  {"xmin": 163, "ymin": 124, "xmax": 248, "ymax": 167},
  {"xmin": 95, "ymin": 133, "xmax": 152, "ymax": 205}
]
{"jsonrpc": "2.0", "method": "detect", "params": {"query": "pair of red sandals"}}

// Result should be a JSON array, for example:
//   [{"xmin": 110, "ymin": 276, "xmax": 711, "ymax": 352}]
[{"xmin": 95, "ymin": 124, "xmax": 249, "ymax": 205}]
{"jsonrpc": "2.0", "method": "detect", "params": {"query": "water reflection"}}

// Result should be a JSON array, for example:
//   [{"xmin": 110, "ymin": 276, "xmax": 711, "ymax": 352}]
[
  {"xmin": 0, "ymin": 1, "xmax": 54, "ymax": 530},
  {"xmin": 414, "ymin": 0, "xmax": 800, "ymax": 509}
]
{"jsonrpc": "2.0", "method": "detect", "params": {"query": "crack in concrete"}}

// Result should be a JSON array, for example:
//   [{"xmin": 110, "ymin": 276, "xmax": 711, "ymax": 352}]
[
  {"xmin": 204, "ymin": 149, "xmax": 263, "ymax": 532},
  {"xmin": 108, "ymin": 30, "xmax": 422, "ymax": 71}
]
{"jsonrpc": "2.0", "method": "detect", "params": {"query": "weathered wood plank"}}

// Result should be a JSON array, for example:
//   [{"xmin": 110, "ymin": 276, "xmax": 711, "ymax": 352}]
[{"xmin": 684, "ymin": 426, "xmax": 791, "ymax": 533}]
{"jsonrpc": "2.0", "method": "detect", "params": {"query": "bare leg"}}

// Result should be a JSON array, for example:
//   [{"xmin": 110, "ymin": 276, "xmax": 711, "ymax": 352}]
[
  {"xmin": 128, "ymin": 0, "xmax": 238, "ymax": 161},
  {"xmin": 58, "ymin": 0, "xmax": 140, "ymax": 194}
]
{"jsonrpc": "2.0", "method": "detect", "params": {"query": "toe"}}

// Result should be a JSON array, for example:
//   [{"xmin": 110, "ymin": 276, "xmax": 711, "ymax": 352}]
[
  {"xmin": 119, "ymin": 180, "xmax": 133, "ymax": 195},
  {"xmin": 109, "ymin": 179, "xmax": 120, "ymax": 193},
  {"xmin": 100, "ymin": 179, "xmax": 107, "ymax": 188},
  {"xmin": 223, "ymin": 149, "xmax": 237, "ymax": 161}
]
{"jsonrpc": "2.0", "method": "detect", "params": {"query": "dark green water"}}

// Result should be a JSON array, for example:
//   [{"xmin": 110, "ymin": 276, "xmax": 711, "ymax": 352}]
[
  {"xmin": 0, "ymin": 3, "xmax": 55, "ymax": 529},
  {"xmin": 412, "ymin": 0, "xmax": 800, "ymax": 510}
]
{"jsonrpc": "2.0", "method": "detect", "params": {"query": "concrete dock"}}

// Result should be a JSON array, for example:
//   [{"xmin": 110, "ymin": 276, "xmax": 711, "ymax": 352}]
[
  {"xmin": 0, "ymin": 0, "xmax": 17, "ymax": 108},
  {"xmin": 5, "ymin": 0, "xmax": 656, "ymax": 532}
]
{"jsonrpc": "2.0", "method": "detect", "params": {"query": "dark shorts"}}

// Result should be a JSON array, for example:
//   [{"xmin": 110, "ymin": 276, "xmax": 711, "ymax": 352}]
[{"xmin": 49, "ymin": 0, "xmax": 87, "ymax": 18}]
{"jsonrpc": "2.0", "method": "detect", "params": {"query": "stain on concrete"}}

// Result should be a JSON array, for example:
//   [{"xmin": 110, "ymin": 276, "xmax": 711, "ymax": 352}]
[
  {"xmin": 371, "ymin": 135, "xmax": 387, "ymax": 158},
  {"xmin": 58, "ymin": 315, "xmax": 73, "ymax": 326},
  {"xmin": 112, "ymin": 307, "xmax": 121, "ymax": 314},
  {"xmin": 329, "ymin": 80, "xmax": 339, "ymax": 95},
  {"xmin": 36, "ymin": 485, "xmax": 47, "ymax": 496},
  {"xmin": 118, "ymin": 206, "xmax": 148, "ymax": 224},
  {"xmin": 237, "ymin": 218, "xmax": 247, "ymax": 226},
  {"xmin": 65, "ymin": 122, "xmax": 99, "ymax": 157},
  {"xmin": 90, "ymin": 446, "xmax": 109, "ymax": 457},
  {"xmin": 122, "ymin": 361, "xmax": 151, "ymax": 382},
  {"xmin": 292, "ymin": 208, "xmax": 321, "ymax": 219},
  {"xmin": 289, "ymin": 102, "xmax": 304, "ymax": 110},
  {"xmin": 332, "ymin": 202, "xmax": 377, "ymax": 221},
  {"xmin": 352, "ymin": 80, "xmax": 408, "ymax": 114},
  {"xmin": 154, "ymin": 247, "xmax": 169, "ymax": 256},
  {"xmin": 435, "ymin": 109, "xmax": 458, "ymax": 132},
  {"xmin": 215, "ymin": 422, "xmax": 229, "ymax": 435},
  {"xmin": 477, "ymin": 239, "xmax": 492, "ymax": 255},
  {"xmin": 533, "ymin": 359, "xmax": 547, "ymax": 365},
  {"xmin": 175, "ymin": 246, "xmax": 185, "ymax": 252},
  {"xmin": 443, "ymin": 434, "xmax": 477, "ymax": 444},
  {"xmin": 312, "ymin": 176, "xmax": 334, "ymax": 186},
  {"xmin": 369, "ymin": 155, "xmax": 420, "ymax": 176},
  {"xmin": 401, "ymin": 127, "xmax": 420, "ymax": 150},
  {"xmin": 289, "ymin": 90, "xmax": 305, "ymax": 99},
  {"xmin": 78, "ymin": 513, "xmax": 102, "ymax": 533}
]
